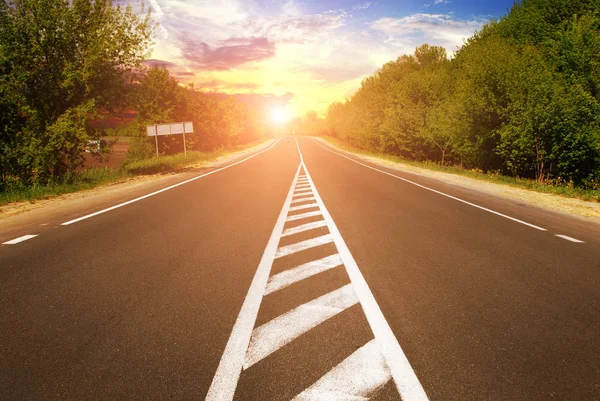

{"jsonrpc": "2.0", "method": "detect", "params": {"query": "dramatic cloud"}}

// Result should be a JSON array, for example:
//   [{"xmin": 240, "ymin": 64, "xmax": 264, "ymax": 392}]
[
  {"xmin": 179, "ymin": 36, "xmax": 276, "ymax": 70},
  {"xmin": 118, "ymin": 0, "xmax": 499, "ymax": 115}
]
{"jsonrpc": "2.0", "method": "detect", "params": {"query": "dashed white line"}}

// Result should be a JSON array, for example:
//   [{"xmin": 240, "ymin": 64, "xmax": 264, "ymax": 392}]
[
  {"xmin": 244, "ymin": 284, "xmax": 359, "ymax": 369},
  {"xmin": 555, "ymin": 234, "xmax": 585, "ymax": 243},
  {"xmin": 2, "ymin": 234, "xmax": 38, "ymax": 245},
  {"xmin": 265, "ymin": 254, "xmax": 344, "ymax": 295},
  {"xmin": 274, "ymin": 234, "xmax": 334, "ymax": 258},
  {"xmin": 281, "ymin": 220, "xmax": 328, "ymax": 237},
  {"xmin": 293, "ymin": 190, "xmax": 313, "ymax": 197},
  {"xmin": 61, "ymin": 139, "xmax": 281, "ymax": 226},
  {"xmin": 312, "ymin": 139, "xmax": 547, "ymax": 232}
]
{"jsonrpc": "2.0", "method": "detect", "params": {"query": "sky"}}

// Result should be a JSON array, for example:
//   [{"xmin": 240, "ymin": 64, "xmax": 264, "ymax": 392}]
[{"xmin": 120, "ymin": 0, "xmax": 516, "ymax": 117}]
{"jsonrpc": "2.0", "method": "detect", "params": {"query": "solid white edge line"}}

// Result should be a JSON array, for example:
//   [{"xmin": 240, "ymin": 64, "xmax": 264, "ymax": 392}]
[
  {"xmin": 2, "ymin": 234, "xmax": 39, "ymax": 245},
  {"xmin": 555, "ymin": 234, "xmax": 585, "ymax": 243},
  {"xmin": 296, "ymin": 138, "xmax": 430, "ymax": 401},
  {"xmin": 312, "ymin": 139, "xmax": 547, "ymax": 232},
  {"xmin": 61, "ymin": 139, "xmax": 281, "ymax": 226},
  {"xmin": 205, "ymin": 162, "xmax": 301, "ymax": 401}
]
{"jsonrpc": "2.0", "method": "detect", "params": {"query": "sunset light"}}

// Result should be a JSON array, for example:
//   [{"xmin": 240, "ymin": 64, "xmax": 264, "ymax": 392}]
[{"xmin": 270, "ymin": 107, "xmax": 291, "ymax": 125}]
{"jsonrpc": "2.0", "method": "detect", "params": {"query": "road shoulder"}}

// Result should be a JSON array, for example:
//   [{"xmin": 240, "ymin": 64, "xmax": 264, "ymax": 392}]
[
  {"xmin": 0, "ymin": 139, "xmax": 277, "ymax": 241},
  {"xmin": 313, "ymin": 137, "xmax": 600, "ymax": 224}
]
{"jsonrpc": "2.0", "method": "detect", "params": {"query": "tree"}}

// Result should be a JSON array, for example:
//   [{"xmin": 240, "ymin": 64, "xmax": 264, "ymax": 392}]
[{"xmin": 0, "ymin": 0, "xmax": 153, "ymax": 189}]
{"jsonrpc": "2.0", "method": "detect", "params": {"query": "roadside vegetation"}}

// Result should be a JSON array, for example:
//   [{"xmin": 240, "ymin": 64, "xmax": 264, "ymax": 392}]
[
  {"xmin": 322, "ymin": 137, "xmax": 600, "ymax": 202},
  {"xmin": 0, "ymin": 140, "xmax": 270, "ymax": 206},
  {"xmin": 318, "ymin": 0, "xmax": 600, "ymax": 198},
  {"xmin": 0, "ymin": 0, "xmax": 271, "ymax": 205}
]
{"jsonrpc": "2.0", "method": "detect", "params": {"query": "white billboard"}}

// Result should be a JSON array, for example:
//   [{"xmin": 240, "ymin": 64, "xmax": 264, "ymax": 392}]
[{"xmin": 147, "ymin": 122, "xmax": 194, "ymax": 136}]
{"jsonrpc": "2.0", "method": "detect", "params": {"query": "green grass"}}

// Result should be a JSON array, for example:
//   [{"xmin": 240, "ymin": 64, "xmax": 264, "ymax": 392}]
[
  {"xmin": 0, "ymin": 139, "xmax": 270, "ymax": 207},
  {"xmin": 320, "ymin": 136, "xmax": 600, "ymax": 202}
]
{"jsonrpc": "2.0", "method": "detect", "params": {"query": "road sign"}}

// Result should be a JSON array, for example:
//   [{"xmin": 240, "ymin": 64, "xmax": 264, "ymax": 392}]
[{"xmin": 146, "ymin": 122, "xmax": 194, "ymax": 157}]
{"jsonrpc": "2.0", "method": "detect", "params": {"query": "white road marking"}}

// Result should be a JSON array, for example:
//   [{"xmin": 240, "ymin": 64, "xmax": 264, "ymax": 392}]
[
  {"xmin": 555, "ymin": 234, "xmax": 585, "ymax": 243},
  {"xmin": 289, "ymin": 202, "xmax": 320, "ymax": 212},
  {"xmin": 244, "ymin": 284, "xmax": 359, "ymax": 369},
  {"xmin": 298, "ymin": 138, "xmax": 430, "ymax": 401},
  {"xmin": 293, "ymin": 339, "xmax": 391, "ymax": 401},
  {"xmin": 282, "ymin": 220, "xmax": 328, "ymax": 237},
  {"xmin": 291, "ymin": 196, "xmax": 316, "ymax": 204},
  {"xmin": 294, "ymin": 190, "xmax": 313, "ymax": 197},
  {"xmin": 2, "ymin": 234, "xmax": 38, "ymax": 245},
  {"xmin": 205, "ymin": 163, "xmax": 301, "ymax": 401},
  {"xmin": 296, "ymin": 183, "xmax": 312, "ymax": 189},
  {"xmin": 265, "ymin": 254, "xmax": 344, "ymax": 295},
  {"xmin": 285, "ymin": 210, "xmax": 323, "ymax": 222},
  {"xmin": 312, "ymin": 139, "xmax": 547, "ymax": 232},
  {"xmin": 275, "ymin": 234, "xmax": 334, "ymax": 258},
  {"xmin": 62, "ymin": 139, "xmax": 281, "ymax": 226}
]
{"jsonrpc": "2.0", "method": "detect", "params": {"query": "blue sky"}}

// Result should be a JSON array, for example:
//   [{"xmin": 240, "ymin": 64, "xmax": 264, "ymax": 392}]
[{"xmin": 123, "ymin": 0, "xmax": 516, "ymax": 115}]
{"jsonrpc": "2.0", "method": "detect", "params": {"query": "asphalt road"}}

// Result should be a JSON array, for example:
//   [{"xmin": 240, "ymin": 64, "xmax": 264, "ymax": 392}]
[{"xmin": 1, "ymin": 137, "xmax": 599, "ymax": 401}]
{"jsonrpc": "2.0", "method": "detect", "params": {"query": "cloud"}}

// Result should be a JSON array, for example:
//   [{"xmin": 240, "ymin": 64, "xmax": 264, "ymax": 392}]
[
  {"xmin": 371, "ymin": 13, "xmax": 485, "ymax": 54},
  {"xmin": 352, "ymin": 2, "xmax": 372, "ymax": 11},
  {"xmin": 179, "ymin": 36, "xmax": 276, "ymax": 70},
  {"xmin": 237, "ymin": 10, "xmax": 347, "ymax": 44}
]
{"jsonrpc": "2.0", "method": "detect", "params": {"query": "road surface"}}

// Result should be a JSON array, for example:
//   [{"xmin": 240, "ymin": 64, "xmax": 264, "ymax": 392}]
[{"xmin": 1, "ymin": 138, "xmax": 599, "ymax": 400}]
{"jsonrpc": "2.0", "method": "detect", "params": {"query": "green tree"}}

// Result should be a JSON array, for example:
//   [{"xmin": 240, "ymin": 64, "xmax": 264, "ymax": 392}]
[{"xmin": 0, "ymin": 0, "xmax": 153, "ymax": 189}]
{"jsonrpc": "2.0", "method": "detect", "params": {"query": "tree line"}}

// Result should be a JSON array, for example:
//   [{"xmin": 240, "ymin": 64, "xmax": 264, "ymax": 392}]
[
  {"xmin": 0, "ymin": 0, "xmax": 266, "ymax": 192},
  {"xmin": 324, "ymin": 0, "xmax": 600, "ymax": 189}
]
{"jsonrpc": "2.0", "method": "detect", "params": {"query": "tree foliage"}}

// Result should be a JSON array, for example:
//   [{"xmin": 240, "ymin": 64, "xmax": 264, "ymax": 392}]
[
  {"xmin": 325, "ymin": 0, "xmax": 600, "ymax": 187},
  {"xmin": 0, "ymin": 0, "xmax": 153, "ymax": 189}
]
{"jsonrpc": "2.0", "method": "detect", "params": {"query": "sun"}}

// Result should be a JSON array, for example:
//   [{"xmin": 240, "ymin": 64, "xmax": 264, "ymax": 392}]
[{"xmin": 270, "ymin": 107, "xmax": 290, "ymax": 125}]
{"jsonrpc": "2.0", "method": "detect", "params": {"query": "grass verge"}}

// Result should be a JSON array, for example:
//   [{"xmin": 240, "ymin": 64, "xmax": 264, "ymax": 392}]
[
  {"xmin": 319, "ymin": 136, "xmax": 600, "ymax": 202},
  {"xmin": 0, "ymin": 139, "xmax": 270, "ymax": 207}
]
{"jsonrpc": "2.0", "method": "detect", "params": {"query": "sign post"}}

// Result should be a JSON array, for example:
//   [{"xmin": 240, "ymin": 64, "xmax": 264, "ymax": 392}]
[{"xmin": 147, "ymin": 122, "xmax": 194, "ymax": 157}]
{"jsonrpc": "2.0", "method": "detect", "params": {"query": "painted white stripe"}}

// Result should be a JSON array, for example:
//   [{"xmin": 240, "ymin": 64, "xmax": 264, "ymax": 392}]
[
  {"xmin": 293, "ymin": 339, "xmax": 391, "ymax": 401},
  {"xmin": 289, "ymin": 202, "xmax": 319, "ymax": 212},
  {"xmin": 294, "ymin": 190, "xmax": 313, "ymax": 197},
  {"xmin": 285, "ymin": 210, "xmax": 323, "ymax": 222},
  {"xmin": 265, "ymin": 254, "xmax": 344, "ymax": 295},
  {"xmin": 312, "ymin": 139, "xmax": 547, "ymax": 232},
  {"xmin": 244, "ymin": 284, "xmax": 358, "ymax": 369},
  {"xmin": 555, "ymin": 234, "xmax": 585, "ymax": 243},
  {"xmin": 291, "ymin": 196, "xmax": 316, "ymax": 204},
  {"xmin": 2, "ymin": 234, "xmax": 38, "ymax": 245},
  {"xmin": 297, "ymin": 138, "xmax": 429, "ymax": 401},
  {"xmin": 275, "ymin": 234, "xmax": 333, "ymax": 258},
  {"xmin": 296, "ymin": 183, "xmax": 312, "ymax": 189},
  {"xmin": 282, "ymin": 220, "xmax": 328, "ymax": 237},
  {"xmin": 205, "ymin": 163, "xmax": 301, "ymax": 401},
  {"xmin": 62, "ymin": 139, "xmax": 280, "ymax": 226}
]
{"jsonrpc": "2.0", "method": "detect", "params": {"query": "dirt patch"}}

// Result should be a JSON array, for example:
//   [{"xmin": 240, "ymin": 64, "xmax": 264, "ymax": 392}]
[{"xmin": 315, "ymin": 137, "xmax": 600, "ymax": 224}]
